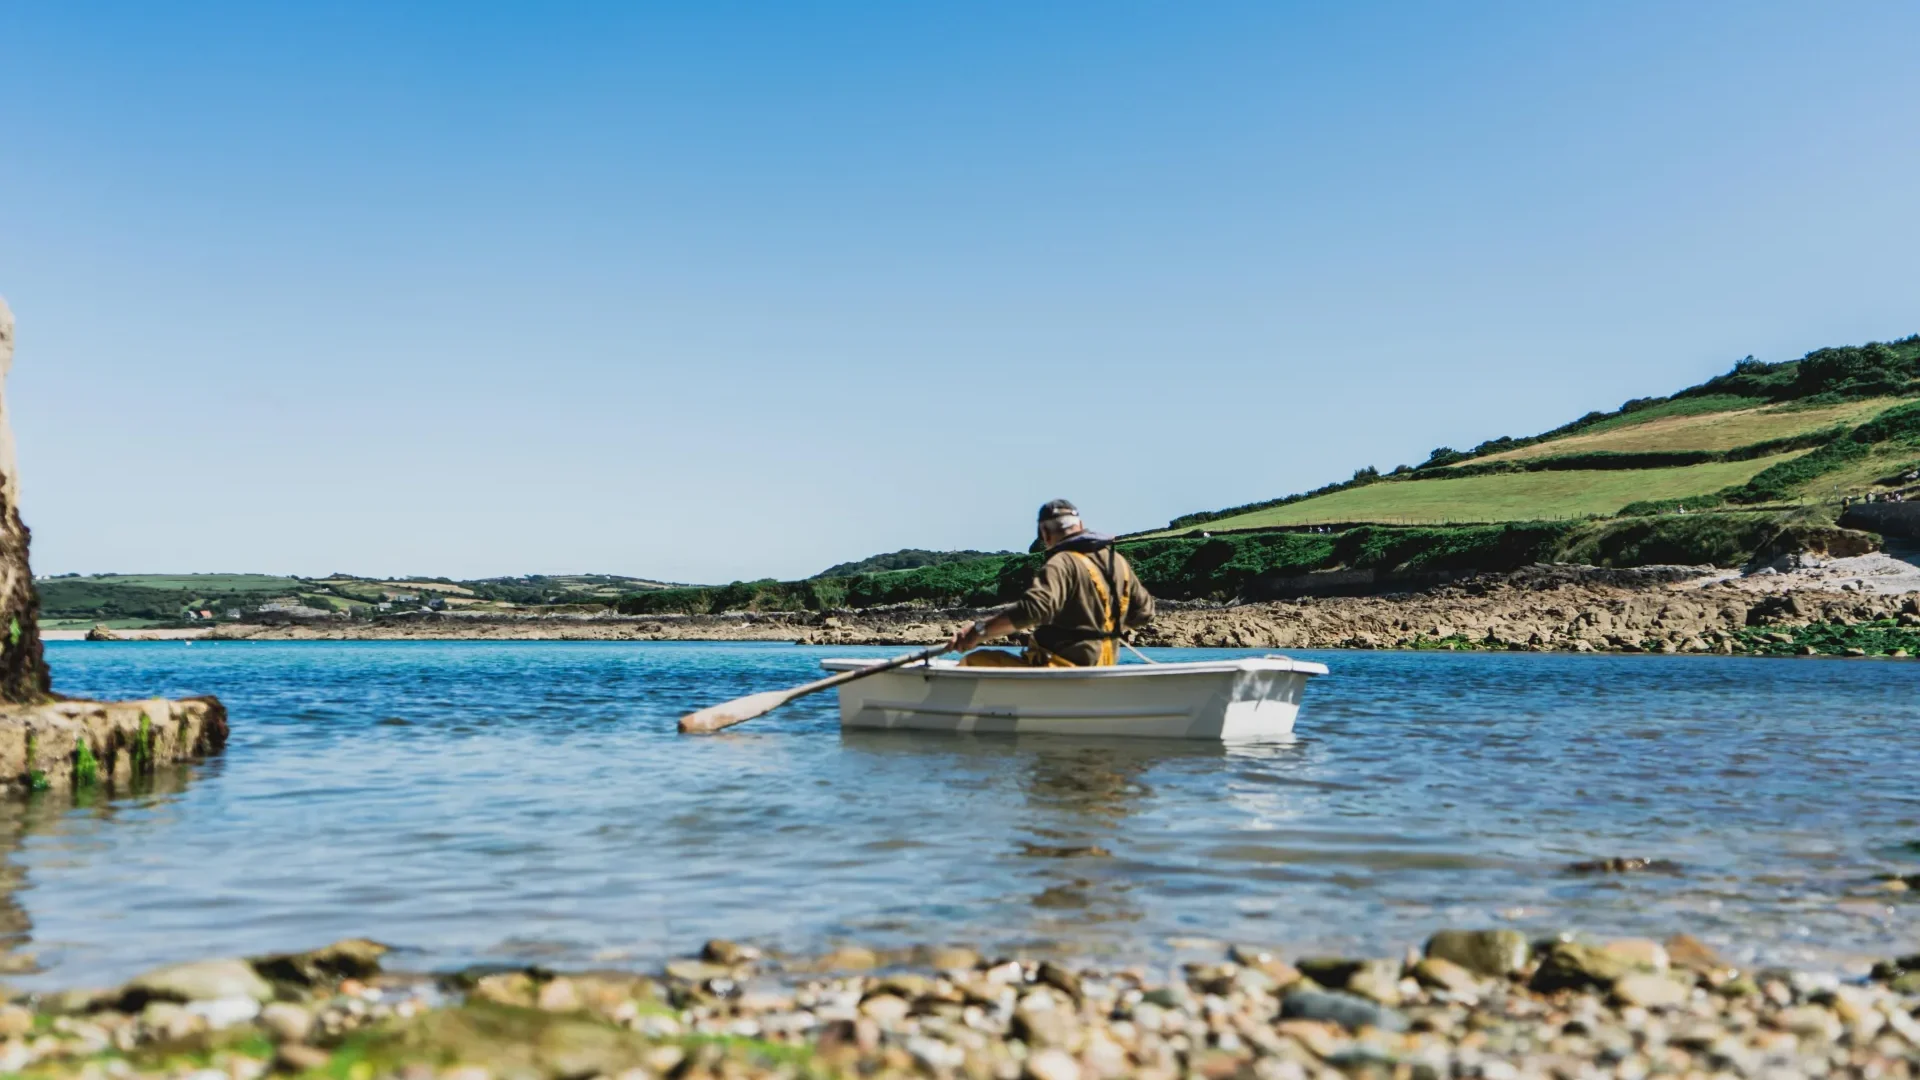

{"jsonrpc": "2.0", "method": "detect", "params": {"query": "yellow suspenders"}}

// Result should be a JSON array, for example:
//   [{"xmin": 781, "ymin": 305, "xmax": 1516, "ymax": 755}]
[{"xmin": 1064, "ymin": 550, "xmax": 1129, "ymax": 666}]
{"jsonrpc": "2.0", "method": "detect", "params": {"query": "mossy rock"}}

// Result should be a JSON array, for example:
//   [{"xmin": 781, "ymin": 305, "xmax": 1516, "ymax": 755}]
[{"xmin": 1425, "ymin": 929, "xmax": 1530, "ymax": 978}]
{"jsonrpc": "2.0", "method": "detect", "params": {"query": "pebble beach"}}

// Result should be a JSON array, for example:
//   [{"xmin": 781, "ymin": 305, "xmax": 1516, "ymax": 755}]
[{"xmin": 9, "ymin": 929, "xmax": 1920, "ymax": 1079}]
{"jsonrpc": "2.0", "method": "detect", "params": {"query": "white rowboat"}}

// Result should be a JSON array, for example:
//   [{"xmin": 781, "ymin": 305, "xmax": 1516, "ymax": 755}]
[{"xmin": 820, "ymin": 655, "xmax": 1329, "ymax": 741}]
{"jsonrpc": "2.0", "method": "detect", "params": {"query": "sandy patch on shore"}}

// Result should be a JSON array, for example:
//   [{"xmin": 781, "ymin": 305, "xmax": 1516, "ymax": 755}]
[{"xmin": 1689, "ymin": 550, "xmax": 1920, "ymax": 596}]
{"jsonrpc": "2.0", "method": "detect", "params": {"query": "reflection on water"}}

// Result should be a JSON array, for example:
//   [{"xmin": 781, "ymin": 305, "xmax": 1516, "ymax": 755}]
[
  {"xmin": 4, "ymin": 640, "xmax": 1918, "ymax": 985},
  {"xmin": 837, "ymin": 733, "xmax": 1309, "ymax": 942},
  {"xmin": 0, "ymin": 765, "xmax": 203, "ymax": 974}
]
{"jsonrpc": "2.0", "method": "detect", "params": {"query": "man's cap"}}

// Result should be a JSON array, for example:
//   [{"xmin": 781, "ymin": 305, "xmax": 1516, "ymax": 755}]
[{"xmin": 1038, "ymin": 498, "xmax": 1079, "ymax": 523}]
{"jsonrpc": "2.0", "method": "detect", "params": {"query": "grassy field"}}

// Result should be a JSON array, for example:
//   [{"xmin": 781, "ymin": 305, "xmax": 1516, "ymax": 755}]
[
  {"xmin": 1169, "ymin": 452, "xmax": 1809, "ymax": 531},
  {"xmin": 1782, "ymin": 442, "xmax": 1920, "ymax": 500},
  {"xmin": 1468, "ymin": 397, "xmax": 1913, "ymax": 463}
]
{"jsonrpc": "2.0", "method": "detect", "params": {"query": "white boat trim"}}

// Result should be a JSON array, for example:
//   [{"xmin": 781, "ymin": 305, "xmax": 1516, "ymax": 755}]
[
  {"xmin": 858, "ymin": 700, "xmax": 1194, "ymax": 720},
  {"xmin": 822, "ymin": 654, "xmax": 1329, "ymax": 741}
]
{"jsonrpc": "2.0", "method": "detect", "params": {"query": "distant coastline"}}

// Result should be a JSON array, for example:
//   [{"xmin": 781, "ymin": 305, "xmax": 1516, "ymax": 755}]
[{"xmin": 52, "ymin": 559, "xmax": 1920, "ymax": 658}]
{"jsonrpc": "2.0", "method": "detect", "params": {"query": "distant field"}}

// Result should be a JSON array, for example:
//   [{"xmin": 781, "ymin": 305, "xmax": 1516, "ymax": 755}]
[
  {"xmin": 44, "ymin": 573, "xmax": 300, "ymax": 591},
  {"xmin": 1171, "ymin": 452, "xmax": 1809, "ymax": 531},
  {"xmin": 1469, "ymin": 397, "xmax": 1913, "ymax": 464}
]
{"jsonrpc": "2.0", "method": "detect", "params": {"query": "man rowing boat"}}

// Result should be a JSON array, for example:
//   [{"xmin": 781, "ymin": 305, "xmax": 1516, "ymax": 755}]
[{"xmin": 947, "ymin": 499, "xmax": 1155, "ymax": 667}]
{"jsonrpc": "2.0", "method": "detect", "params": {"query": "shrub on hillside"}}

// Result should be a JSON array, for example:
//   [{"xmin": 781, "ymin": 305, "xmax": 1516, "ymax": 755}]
[
  {"xmin": 842, "ymin": 555, "xmax": 1035, "ymax": 608},
  {"xmin": 1679, "ymin": 355, "xmax": 1805, "ymax": 401},
  {"xmin": 1728, "ymin": 399, "xmax": 1920, "ymax": 503},
  {"xmin": 1681, "ymin": 337, "xmax": 1920, "ymax": 402},
  {"xmin": 1559, "ymin": 514, "xmax": 1785, "ymax": 568},
  {"xmin": 1124, "ymin": 533, "xmax": 1338, "ymax": 600},
  {"xmin": 1335, "ymin": 523, "xmax": 1571, "ymax": 574},
  {"xmin": 1793, "ymin": 342, "xmax": 1920, "ymax": 398},
  {"xmin": 1557, "ymin": 512, "xmax": 1872, "ymax": 569}
]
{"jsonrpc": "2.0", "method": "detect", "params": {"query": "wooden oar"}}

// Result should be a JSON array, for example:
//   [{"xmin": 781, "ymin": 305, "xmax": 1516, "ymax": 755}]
[{"xmin": 678, "ymin": 644, "xmax": 952, "ymax": 735}]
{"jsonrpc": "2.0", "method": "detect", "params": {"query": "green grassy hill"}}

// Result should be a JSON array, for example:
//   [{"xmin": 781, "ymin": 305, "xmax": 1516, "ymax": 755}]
[
  {"xmin": 1158, "ymin": 336, "xmax": 1920, "ymax": 536},
  {"xmin": 1468, "ymin": 397, "xmax": 1901, "ymax": 462},
  {"xmin": 1160, "ymin": 454, "xmax": 1808, "ymax": 531}
]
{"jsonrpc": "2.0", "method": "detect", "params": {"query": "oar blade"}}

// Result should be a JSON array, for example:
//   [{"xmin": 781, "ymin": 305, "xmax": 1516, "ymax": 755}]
[{"xmin": 678, "ymin": 689, "xmax": 794, "ymax": 735}]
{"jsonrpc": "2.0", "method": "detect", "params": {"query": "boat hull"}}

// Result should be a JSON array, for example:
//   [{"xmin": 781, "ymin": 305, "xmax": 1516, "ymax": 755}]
[{"xmin": 824, "ymin": 656, "xmax": 1328, "ymax": 741}]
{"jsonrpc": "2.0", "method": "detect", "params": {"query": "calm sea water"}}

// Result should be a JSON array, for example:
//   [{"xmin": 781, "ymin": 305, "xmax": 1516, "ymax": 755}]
[{"xmin": 6, "ymin": 641, "xmax": 1919, "ymax": 986}]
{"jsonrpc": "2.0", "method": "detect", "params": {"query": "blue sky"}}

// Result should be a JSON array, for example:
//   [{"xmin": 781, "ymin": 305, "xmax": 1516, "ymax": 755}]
[{"xmin": 3, "ymin": 2, "xmax": 1916, "ymax": 583}]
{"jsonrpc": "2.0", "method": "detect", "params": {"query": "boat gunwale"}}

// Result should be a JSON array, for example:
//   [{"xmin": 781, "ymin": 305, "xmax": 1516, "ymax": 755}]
[
  {"xmin": 854, "ymin": 700, "xmax": 1198, "ymax": 720},
  {"xmin": 819, "ymin": 656, "xmax": 1329, "ymax": 678}
]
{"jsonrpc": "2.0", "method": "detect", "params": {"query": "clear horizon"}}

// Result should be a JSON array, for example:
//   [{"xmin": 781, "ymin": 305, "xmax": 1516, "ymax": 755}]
[{"xmin": 4, "ymin": 2, "xmax": 1917, "ymax": 583}]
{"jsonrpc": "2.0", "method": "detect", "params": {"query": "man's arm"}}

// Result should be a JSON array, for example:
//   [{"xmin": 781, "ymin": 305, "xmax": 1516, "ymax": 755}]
[
  {"xmin": 949, "ymin": 610, "xmax": 1018, "ymax": 653},
  {"xmin": 948, "ymin": 556, "xmax": 1067, "ymax": 652}
]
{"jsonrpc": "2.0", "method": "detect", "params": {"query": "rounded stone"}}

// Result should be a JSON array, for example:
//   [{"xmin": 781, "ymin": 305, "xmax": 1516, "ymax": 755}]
[
  {"xmin": 1424, "ymin": 930, "xmax": 1530, "ymax": 978},
  {"xmin": 858, "ymin": 994, "xmax": 910, "ymax": 1023},
  {"xmin": 1529, "ymin": 942, "xmax": 1633, "ymax": 993},
  {"xmin": 259, "ymin": 1002, "xmax": 314, "ymax": 1044},
  {"xmin": 819, "ymin": 946, "xmax": 879, "ymax": 971},
  {"xmin": 1024, "ymin": 1048, "xmax": 1082, "ymax": 1080},
  {"xmin": 701, "ymin": 939, "xmax": 759, "ymax": 965},
  {"xmin": 126, "ymin": 959, "xmax": 274, "ymax": 1005},
  {"xmin": 1613, "ymin": 974, "xmax": 1688, "ymax": 1009},
  {"xmin": 1411, "ymin": 957, "xmax": 1482, "ymax": 998},
  {"xmin": 924, "ymin": 946, "xmax": 983, "ymax": 972}
]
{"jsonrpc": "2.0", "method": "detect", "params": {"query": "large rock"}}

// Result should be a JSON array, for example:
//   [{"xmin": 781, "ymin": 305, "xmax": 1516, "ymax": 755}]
[
  {"xmin": 0, "ymin": 299, "xmax": 48, "ymax": 704},
  {"xmin": 1296, "ymin": 957, "xmax": 1403, "ymax": 1005},
  {"xmin": 1529, "ymin": 941, "xmax": 1634, "ymax": 993},
  {"xmin": 1411, "ymin": 957, "xmax": 1483, "ymax": 999},
  {"xmin": 1425, "ymin": 929, "xmax": 1530, "ymax": 978},
  {"xmin": 124, "ymin": 958, "xmax": 274, "ymax": 1005},
  {"xmin": 0, "ymin": 696, "xmax": 229, "ymax": 794}
]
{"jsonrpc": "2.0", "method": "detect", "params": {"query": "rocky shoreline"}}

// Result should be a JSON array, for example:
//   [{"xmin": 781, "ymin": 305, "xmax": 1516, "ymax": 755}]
[
  {"xmin": 64, "ymin": 560, "xmax": 1920, "ymax": 658},
  {"xmin": 7, "ymin": 928, "xmax": 1920, "ymax": 1078},
  {"xmin": 0, "ymin": 696, "xmax": 227, "ymax": 795}
]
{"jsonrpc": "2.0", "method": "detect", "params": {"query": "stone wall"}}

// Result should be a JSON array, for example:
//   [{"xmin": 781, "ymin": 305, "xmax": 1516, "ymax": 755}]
[{"xmin": 1841, "ymin": 502, "xmax": 1920, "ymax": 541}]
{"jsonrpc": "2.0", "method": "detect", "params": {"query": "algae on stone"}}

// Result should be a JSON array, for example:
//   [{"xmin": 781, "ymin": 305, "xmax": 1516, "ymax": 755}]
[{"xmin": 73, "ymin": 737, "xmax": 98, "ymax": 788}]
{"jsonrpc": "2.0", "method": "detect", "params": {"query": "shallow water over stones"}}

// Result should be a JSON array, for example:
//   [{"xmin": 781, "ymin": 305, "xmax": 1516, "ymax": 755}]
[{"xmin": 10, "ymin": 641, "xmax": 1920, "ymax": 986}]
